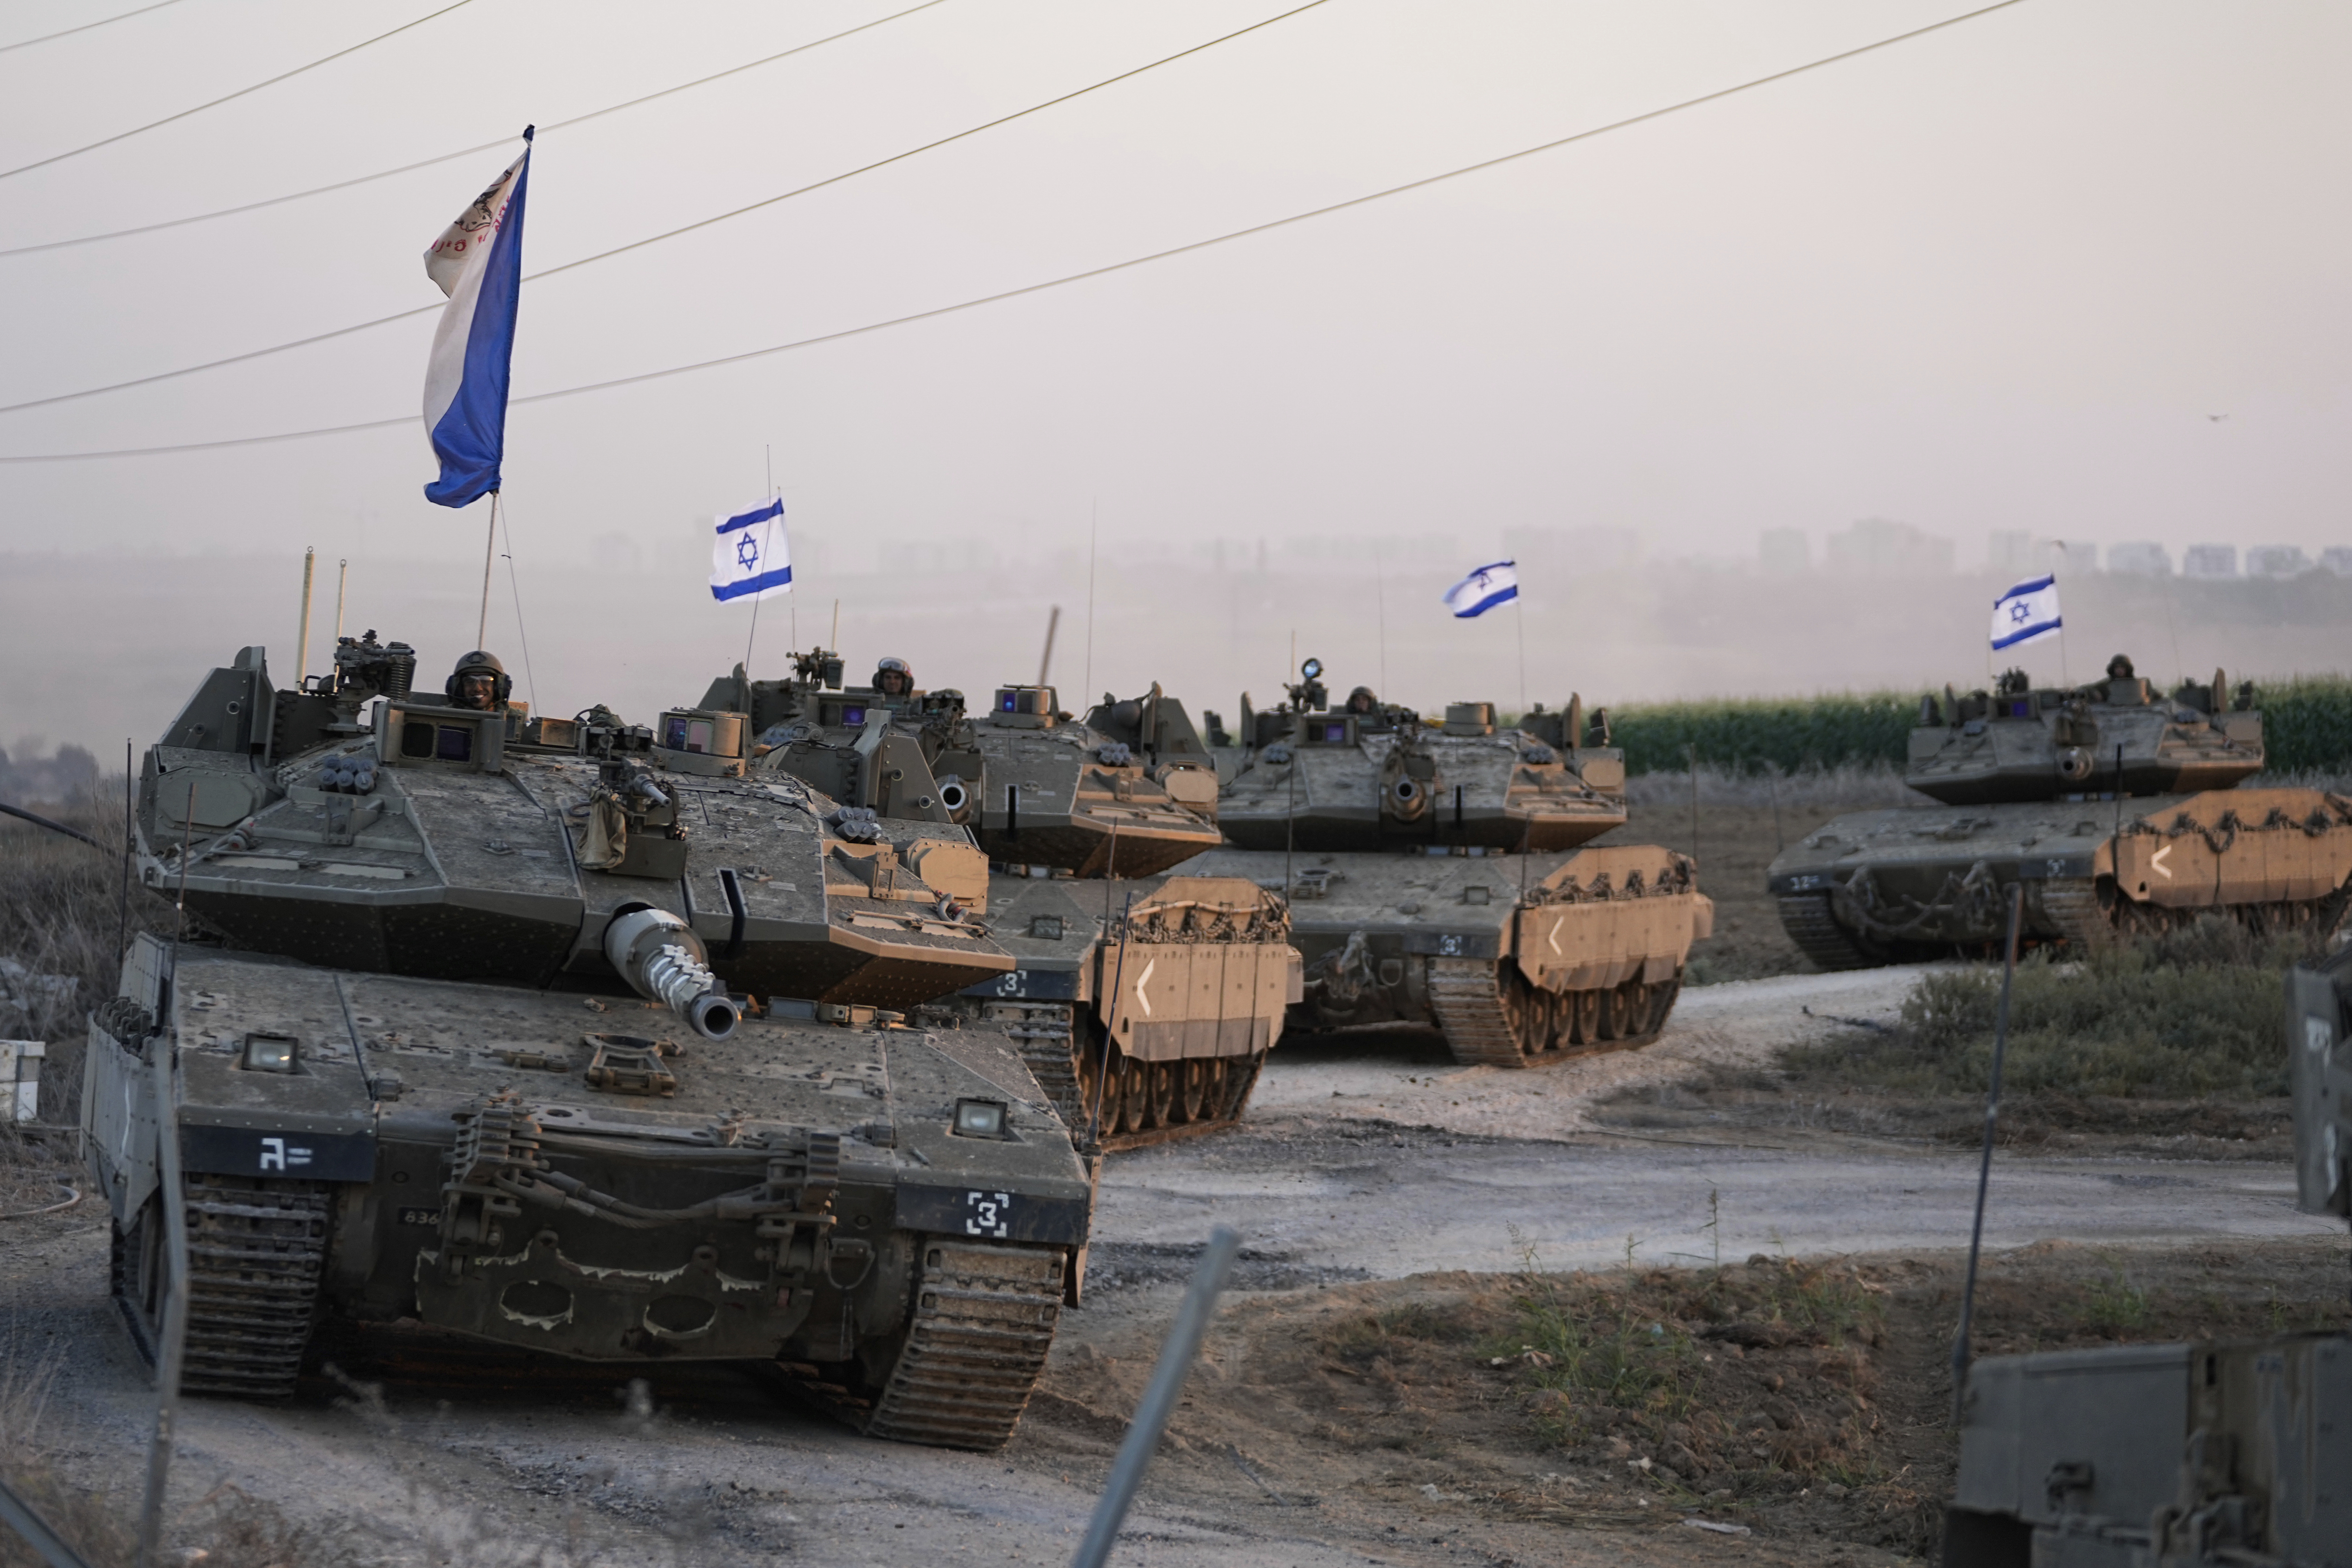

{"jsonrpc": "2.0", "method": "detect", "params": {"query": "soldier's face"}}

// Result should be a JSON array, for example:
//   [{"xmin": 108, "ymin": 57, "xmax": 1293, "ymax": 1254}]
[
  {"xmin": 458, "ymin": 674, "xmax": 496, "ymax": 709},
  {"xmin": 878, "ymin": 672, "xmax": 907, "ymax": 696}
]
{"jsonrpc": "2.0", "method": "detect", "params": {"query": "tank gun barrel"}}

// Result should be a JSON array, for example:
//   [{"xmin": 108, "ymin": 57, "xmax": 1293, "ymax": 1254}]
[{"xmin": 602, "ymin": 907, "xmax": 740, "ymax": 1041}]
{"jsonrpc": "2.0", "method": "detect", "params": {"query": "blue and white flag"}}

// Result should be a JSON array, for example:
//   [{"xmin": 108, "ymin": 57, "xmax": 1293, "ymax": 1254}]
[
  {"xmin": 421, "ymin": 131, "xmax": 532, "ymax": 509},
  {"xmin": 711, "ymin": 498, "xmax": 792, "ymax": 603},
  {"xmin": 1443, "ymin": 559, "xmax": 1519, "ymax": 618},
  {"xmin": 1990, "ymin": 573, "xmax": 2062, "ymax": 651}
]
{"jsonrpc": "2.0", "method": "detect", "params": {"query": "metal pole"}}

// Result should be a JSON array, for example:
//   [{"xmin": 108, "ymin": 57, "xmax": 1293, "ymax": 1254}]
[
  {"xmin": 332, "ymin": 557, "xmax": 348, "ymax": 649},
  {"xmin": 476, "ymin": 496, "xmax": 499, "ymax": 652},
  {"xmin": 1950, "ymin": 879, "xmax": 2026, "ymax": 1423},
  {"xmin": 1686, "ymin": 743, "xmax": 1700, "ymax": 867},
  {"xmin": 294, "ymin": 547, "xmax": 315, "ymax": 687},
  {"xmin": 1069, "ymin": 1227, "xmax": 1241, "ymax": 1568},
  {"xmin": 0, "ymin": 1474, "xmax": 96, "ymax": 1568}
]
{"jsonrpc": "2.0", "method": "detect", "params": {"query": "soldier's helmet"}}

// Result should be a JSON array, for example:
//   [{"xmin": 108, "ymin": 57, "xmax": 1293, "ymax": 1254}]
[
  {"xmin": 2105, "ymin": 653, "xmax": 2135, "ymax": 682},
  {"xmin": 446, "ymin": 650, "xmax": 511, "ymax": 710},
  {"xmin": 1344, "ymin": 685, "xmax": 1378, "ymax": 715},
  {"xmin": 873, "ymin": 656, "xmax": 913, "ymax": 698}
]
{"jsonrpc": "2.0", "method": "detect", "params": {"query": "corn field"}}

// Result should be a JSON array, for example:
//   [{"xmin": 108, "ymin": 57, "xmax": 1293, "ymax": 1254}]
[{"xmin": 1590, "ymin": 674, "xmax": 2352, "ymax": 777}]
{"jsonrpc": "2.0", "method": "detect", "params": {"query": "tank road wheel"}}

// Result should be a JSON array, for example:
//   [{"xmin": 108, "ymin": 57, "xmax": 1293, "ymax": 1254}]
[
  {"xmin": 1146, "ymin": 1062, "xmax": 1177, "ymax": 1128},
  {"xmin": 1566, "ymin": 987, "xmax": 1602, "ymax": 1045},
  {"xmin": 1178, "ymin": 1060, "xmax": 1210, "ymax": 1123},
  {"xmin": 1776, "ymin": 893, "xmax": 1881, "ymax": 971},
  {"xmin": 1218, "ymin": 1053, "xmax": 1266, "ymax": 1119},
  {"xmin": 1595, "ymin": 979, "xmax": 1647, "ymax": 1042},
  {"xmin": 1116, "ymin": 1055, "xmax": 1150, "ymax": 1135},
  {"xmin": 1642, "ymin": 977, "xmax": 1683, "ymax": 1037}
]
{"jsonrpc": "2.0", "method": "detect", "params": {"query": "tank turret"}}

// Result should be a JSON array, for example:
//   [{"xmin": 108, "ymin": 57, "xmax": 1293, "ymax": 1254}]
[
  {"xmin": 1905, "ymin": 662, "xmax": 2263, "ymax": 806},
  {"xmin": 138, "ymin": 645, "xmax": 1013, "ymax": 1009},
  {"xmin": 1214, "ymin": 660, "xmax": 1627, "ymax": 853}
]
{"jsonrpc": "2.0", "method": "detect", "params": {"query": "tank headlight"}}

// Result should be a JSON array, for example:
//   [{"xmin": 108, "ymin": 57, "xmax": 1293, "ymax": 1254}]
[
  {"xmin": 242, "ymin": 1032, "xmax": 298, "ymax": 1073},
  {"xmin": 951, "ymin": 1098, "xmax": 1010, "ymax": 1139}
]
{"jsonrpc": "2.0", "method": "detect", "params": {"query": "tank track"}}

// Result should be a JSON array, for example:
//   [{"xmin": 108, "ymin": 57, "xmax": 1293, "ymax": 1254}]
[
  {"xmin": 777, "ymin": 1240, "xmax": 1065, "ymax": 1451},
  {"xmin": 111, "ymin": 1174, "xmax": 331, "ymax": 1400},
  {"xmin": 2038, "ymin": 878, "xmax": 2111, "ymax": 949},
  {"xmin": 1774, "ymin": 894, "xmax": 1880, "ymax": 972},
  {"xmin": 1077, "ymin": 1043, "xmax": 1267, "ymax": 1152},
  {"xmin": 1426, "ymin": 957, "xmax": 1677, "ymax": 1068}
]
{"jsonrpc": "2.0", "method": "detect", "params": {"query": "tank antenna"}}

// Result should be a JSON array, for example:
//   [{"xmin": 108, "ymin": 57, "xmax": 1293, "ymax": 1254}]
[
  {"xmin": 1374, "ymin": 538, "xmax": 1388, "ymax": 703},
  {"xmin": 743, "ymin": 446, "xmax": 773, "ymax": 685},
  {"xmin": 332, "ymin": 557, "xmax": 347, "ymax": 652},
  {"xmin": 1951, "ymin": 879, "xmax": 2026, "ymax": 1422},
  {"xmin": 295, "ymin": 546, "xmax": 315, "ymax": 686},
  {"xmin": 118, "ymin": 739, "xmax": 133, "ymax": 958},
  {"xmin": 1038, "ymin": 604, "xmax": 1061, "ymax": 689},
  {"xmin": 1083, "ymin": 499, "xmax": 1098, "ymax": 708}
]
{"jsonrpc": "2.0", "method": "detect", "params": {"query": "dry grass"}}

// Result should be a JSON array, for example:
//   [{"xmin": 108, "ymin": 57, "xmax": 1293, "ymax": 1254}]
[{"xmin": 0, "ymin": 781, "xmax": 176, "ymax": 1136}]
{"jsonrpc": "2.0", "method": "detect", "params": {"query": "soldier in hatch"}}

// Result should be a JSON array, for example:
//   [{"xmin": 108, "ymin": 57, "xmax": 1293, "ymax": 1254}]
[
  {"xmin": 1343, "ymin": 685, "xmax": 1379, "ymax": 717},
  {"xmin": 446, "ymin": 650, "xmax": 511, "ymax": 711},
  {"xmin": 2106, "ymin": 653, "xmax": 2135, "ymax": 682},
  {"xmin": 872, "ymin": 657, "xmax": 914, "ymax": 701}
]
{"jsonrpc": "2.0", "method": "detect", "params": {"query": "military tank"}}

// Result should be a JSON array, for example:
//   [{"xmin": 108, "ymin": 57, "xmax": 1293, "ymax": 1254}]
[
  {"xmin": 83, "ymin": 638, "xmax": 1089, "ymax": 1450},
  {"xmin": 703, "ymin": 655, "xmax": 1296, "ymax": 1148},
  {"xmin": 1938, "ymin": 942, "xmax": 2352, "ymax": 1565},
  {"xmin": 1767, "ymin": 660, "xmax": 2352, "ymax": 970},
  {"xmin": 1191, "ymin": 660, "xmax": 1713, "ymax": 1069}
]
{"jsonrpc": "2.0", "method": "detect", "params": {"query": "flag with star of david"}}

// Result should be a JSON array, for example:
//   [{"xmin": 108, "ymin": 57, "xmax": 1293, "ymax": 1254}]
[
  {"xmin": 710, "ymin": 498, "xmax": 792, "ymax": 603},
  {"xmin": 1989, "ymin": 573, "xmax": 2060, "ymax": 651}
]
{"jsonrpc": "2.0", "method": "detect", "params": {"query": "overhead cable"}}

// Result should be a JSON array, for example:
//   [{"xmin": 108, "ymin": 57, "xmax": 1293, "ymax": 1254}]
[
  {"xmin": 0, "ymin": 0, "xmax": 954, "ymax": 259},
  {"xmin": 0, "ymin": 0, "xmax": 2032, "ymax": 466},
  {"xmin": 0, "ymin": 0, "xmax": 473, "ymax": 184},
  {"xmin": 0, "ymin": 0, "xmax": 187, "ymax": 56},
  {"xmin": 0, "ymin": 0, "xmax": 1336, "ymax": 416}
]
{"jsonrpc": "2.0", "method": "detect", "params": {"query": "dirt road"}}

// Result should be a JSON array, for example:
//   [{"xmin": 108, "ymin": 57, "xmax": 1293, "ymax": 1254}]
[{"xmin": 6, "ymin": 964, "xmax": 2335, "ymax": 1567}]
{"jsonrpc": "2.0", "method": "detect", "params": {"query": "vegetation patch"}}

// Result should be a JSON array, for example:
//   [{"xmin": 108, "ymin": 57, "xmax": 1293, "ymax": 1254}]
[{"xmin": 1787, "ymin": 918, "xmax": 2320, "ymax": 1102}]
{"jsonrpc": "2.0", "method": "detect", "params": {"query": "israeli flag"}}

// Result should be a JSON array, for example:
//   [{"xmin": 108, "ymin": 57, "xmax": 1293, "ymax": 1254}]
[
  {"xmin": 1990, "ymin": 573, "xmax": 2062, "ymax": 651},
  {"xmin": 1443, "ymin": 560, "xmax": 1519, "ymax": 618},
  {"xmin": 712, "ymin": 499, "xmax": 792, "ymax": 603},
  {"xmin": 421, "ymin": 133, "xmax": 532, "ymax": 509}
]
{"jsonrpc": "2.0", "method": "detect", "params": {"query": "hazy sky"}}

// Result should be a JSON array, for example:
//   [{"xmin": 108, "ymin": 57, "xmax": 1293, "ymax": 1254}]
[{"xmin": 1, "ymin": 0, "xmax": 2347, "ymax": 749}]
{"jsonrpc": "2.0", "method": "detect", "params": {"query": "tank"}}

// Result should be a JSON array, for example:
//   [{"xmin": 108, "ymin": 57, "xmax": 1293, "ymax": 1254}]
[
  {"xmin": 1192, "ymin": 660, "xmax": 1713, "ymax": 1069},
  {"xmin": 709, "ymin": 656, "xmax": 1295, "ymax": 1148},
  {"xmin": 1938, "ymin": 943, "xmax": 2352, "ymax": 1565},
  {"xmin": 83, "ymin": 640, "xmax": 1090, "ymax": 1450},
  {"xmin": 1766, "ymin": 663, "xmax": 2352, "ymax": 969}
]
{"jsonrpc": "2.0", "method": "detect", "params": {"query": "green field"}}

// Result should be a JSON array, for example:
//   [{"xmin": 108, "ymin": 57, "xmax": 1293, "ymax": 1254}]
[{"xmin": 1579, "ymin": 674, "xmax": 2352, "ymax": 777}]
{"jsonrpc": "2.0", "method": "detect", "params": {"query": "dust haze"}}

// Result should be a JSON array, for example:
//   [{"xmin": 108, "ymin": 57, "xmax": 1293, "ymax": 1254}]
[{"xmin": 0, "ymin": 0, "xmax": 2348, "ymax": 762}]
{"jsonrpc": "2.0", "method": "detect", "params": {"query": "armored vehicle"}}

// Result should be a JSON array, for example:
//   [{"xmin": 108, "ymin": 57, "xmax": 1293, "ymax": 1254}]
[
  {"xmin": 1938, "ymin": 943, "xmax": 2352, "ymax": 1565},
  {"xmin": 85, "ymin": 640, "xmax": 1089, "ymax": 1450},
  {"xmin": 1195, "ymin": 661, "xmax": 1712, "ymax": 1069},
  {"xmin": 1766, "ymin": 663, "xmax": 2352, "ymax": 969}
]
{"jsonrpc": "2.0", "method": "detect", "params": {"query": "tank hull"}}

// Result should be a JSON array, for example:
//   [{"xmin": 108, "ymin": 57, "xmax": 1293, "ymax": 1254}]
[
  {"xmin": 1764, "ymin": 788, "xmax": 2352, "ymax": 968},
  {"xmin": 1216, "ymin": 733, "xmax": 1626, "ymax": 854},
  {"xmin": 83, "ymin": 937, "xmax": 1087, "ymax": 1450},
  {"xmin": 934, "ymin": 872, "xmax": 1300, "ymax": 1150},
  {"xmin": 1185, "ymin": 845, "xmax": 1711, "ymax": 1069}
]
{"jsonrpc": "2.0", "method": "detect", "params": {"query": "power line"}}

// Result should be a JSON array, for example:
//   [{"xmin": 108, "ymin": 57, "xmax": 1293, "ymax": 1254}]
[
  {"xmin": 0, "ymin": 0, "xmax": 1336, "ymax": 416},
  {"xmin": 0, "ymin": 0, "xmax": 954, "ymax": 259},
  {"xmin": 0, "ymin": 0, "xmax": 473, "ymax": 184},
  {"xmin": 0, "ymin": 0, "xmax": 2033, "ymax": 467},
  {"xmin": 0, "ymin": 0, "xmax": 187, "ymax": 56}
]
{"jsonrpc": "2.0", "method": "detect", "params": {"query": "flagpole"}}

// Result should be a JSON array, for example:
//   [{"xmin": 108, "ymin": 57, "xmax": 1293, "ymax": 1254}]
[
  {"xmin": 1513, "ymin": 589, "xmax": 1528, "ymax": 721},
  {"xmin": 744, "ymin": 447, "xmax": 773, "ymax": 688},
  {"xmin": 477, "ymin": 493, "xmax": 499, "ymax": 651}
]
